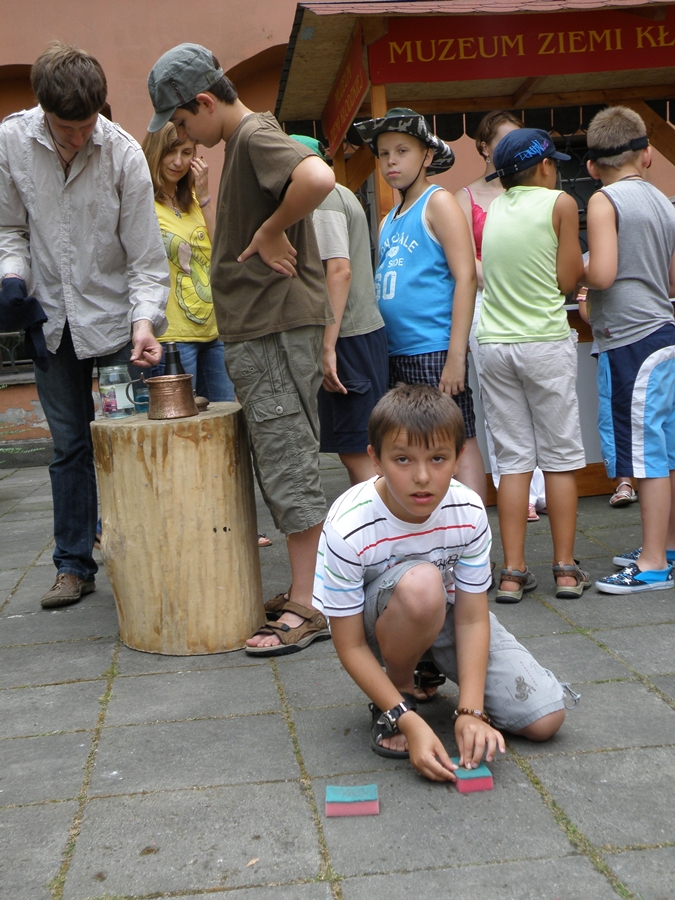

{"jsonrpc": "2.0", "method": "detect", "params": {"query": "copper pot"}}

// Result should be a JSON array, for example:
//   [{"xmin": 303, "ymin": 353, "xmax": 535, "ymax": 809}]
[{"xmin": 145, "ymin": 374, "xmax": 198, "ymax": 419}]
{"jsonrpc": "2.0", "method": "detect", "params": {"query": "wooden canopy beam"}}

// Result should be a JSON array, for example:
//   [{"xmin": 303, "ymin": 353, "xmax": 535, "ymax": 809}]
[
  {"xmin": 511, "ymin": 76, "xmax": 545, "ymax": 108},
  {"xmin": 360, "ymin": 83, "xmax": 675, "ymax": 116},
  {"xmin": 622, "ymin": 100, "xmax": 675, "ymax": 166},
  {"xmin": 345, "ymin": 144, "xmax": 376, "ymax": 193}
]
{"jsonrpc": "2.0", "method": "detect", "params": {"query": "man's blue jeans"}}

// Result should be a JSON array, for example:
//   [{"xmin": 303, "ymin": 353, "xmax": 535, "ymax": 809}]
[
  {"xmin": 154, "ymin": 339, "xmax": 235, "ymax": 401},
  {"xmin": 34, "ymin": 323, "xmax": 134, "ymax": 581}
]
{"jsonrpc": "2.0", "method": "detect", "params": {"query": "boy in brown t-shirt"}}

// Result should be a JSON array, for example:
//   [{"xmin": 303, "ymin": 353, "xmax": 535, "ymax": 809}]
[{"xmin": 148, "ymin": 44, "xmax": 336, "ymax": 655}]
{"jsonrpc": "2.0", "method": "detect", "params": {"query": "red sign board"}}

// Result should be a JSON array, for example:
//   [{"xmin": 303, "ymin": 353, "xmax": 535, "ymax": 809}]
[
  {"xmin": 368, "ymin": 7, "xmax": 675, "ymax": 84},
  {"xmin": 323, "ymin": 23, "xmax": 369, "ymax": 157}
]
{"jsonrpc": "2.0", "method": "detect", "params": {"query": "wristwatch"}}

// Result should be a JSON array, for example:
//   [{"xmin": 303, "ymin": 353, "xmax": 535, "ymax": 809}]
[{"xmin": 377, "ymin": 700, "xmax": 413, "ymax": 735}]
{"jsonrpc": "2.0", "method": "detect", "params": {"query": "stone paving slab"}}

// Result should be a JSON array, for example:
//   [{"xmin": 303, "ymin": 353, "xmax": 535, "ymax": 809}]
[
  {"xmin": 91, "ymin": 714, "xmax": 298, "ymax": 795},
  {"xmin": 278, "ymin": 656, "xmax": 369, "ymax": 709},
  {"xmin": 605, "ymin": 846, "xmax": 675, "ymax": 900},
  {"xmin": 593, "ymin": 623, "xmax": 675, "ymax": 676},
  {"xmin": 1, "ymin": 730, "xmax": 92, "ymax": 805},
  {"xmin": 339, "ymin": 856, "xmax": 620, "ymax": 900},
  {"xmin": 512, "ymin": 631, "xmax": 633, "ymax": 683},
  {"xmin": 116, "ymin": 643, "xmax": 269, "ymax": 676},
  {"xmin": 63, "ymin": 783, "xmax": 322, "ymax": 899},
  {"xmin": 550, "ymin": 591, "xmax": 675, "ymax": 630},
  {"xmin": 311, "ymin": 762, "xmax": 572, "ymax": 877},
  {"xmin": 106, "ymin": 665, "xmax": 282, "ymax": 726},
  {"xmin": 507, "ymin": 680, "xmax": 675, "ymax": 756},
  {"xmin": 170, "ymin": 887, "xmax": 334, "ymax": 900},
  {"xmin": 486, "ymin": 597, "xmax": 575, "ymax": 639},
  {"xmin": 529, "ymin": 746, "xmax": 675, "ymax": 848},
  {"xmin": 0, "ymin": 603, "xmax": 119, "ymax": 646},
  {"xmin": 0, "ymin": 637, "xmax": 115, "ymax": 689},
  {"xmin": 0, "ymin": 801, "xmax": 78, "ymax": 900},
  {"xmin": 0, "ymin": 679, "xmax": 104, "ymax": 739}
]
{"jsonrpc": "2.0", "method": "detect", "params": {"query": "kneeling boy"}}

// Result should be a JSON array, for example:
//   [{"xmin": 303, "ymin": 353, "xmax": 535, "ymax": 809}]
[{"xmin": 313, "ymin": 384, "xmax": 566, "ymax": 781}]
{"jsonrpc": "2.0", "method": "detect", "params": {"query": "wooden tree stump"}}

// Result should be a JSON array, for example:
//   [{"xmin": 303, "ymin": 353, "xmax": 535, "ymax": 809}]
[{"xmin": 91, "ymin": 403, "xmax": 265, "ymax": 654}]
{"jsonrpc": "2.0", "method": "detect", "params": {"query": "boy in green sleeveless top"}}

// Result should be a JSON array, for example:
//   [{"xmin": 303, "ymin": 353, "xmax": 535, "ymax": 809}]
[{"xmin": 474, "ymin": 129, "xmax": 589, "ymax": 604}]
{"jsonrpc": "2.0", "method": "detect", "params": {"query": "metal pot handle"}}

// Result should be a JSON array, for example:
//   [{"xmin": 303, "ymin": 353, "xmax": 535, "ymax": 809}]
[{"xmin": 125, "ymin": 374, "xmax": 146, "ymax": 409}]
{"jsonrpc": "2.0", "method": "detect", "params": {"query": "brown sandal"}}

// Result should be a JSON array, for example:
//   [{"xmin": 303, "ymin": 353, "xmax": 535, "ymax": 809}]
[
  {"xmin": 264, "ymin": 589, "xmax": 290, "ymax": 620},
  {"xmin": 552, "ymin": 560, "xmax": 592, "ymax": 599},
  {"xmin": 245, "ymin": 600, "xmax": 331, "ymax": 656}
]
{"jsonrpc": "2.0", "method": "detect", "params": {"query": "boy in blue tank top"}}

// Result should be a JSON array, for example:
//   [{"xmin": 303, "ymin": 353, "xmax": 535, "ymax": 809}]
[
  {"xmin": 354, "ymin": 109, "xmax": 485, "ymax": 502},
  {"xmin": 584, "ymin": 106, "xmax": 675, "ymax": 594},
  {"xmin": 475, "ymin": 129, "xmax": 588, "ymax": 604}
]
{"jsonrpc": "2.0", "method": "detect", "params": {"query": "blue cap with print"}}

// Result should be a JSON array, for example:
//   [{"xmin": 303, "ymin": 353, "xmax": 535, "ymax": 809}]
[{"xmin": 486, "ymin": 128, "xmax": 570, "ymax": 182}]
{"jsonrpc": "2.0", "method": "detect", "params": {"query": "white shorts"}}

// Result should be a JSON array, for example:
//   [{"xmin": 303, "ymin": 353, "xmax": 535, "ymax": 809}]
[{"xmin": 476, "ymin": 336, "xmax": 586, "ymax": 475}]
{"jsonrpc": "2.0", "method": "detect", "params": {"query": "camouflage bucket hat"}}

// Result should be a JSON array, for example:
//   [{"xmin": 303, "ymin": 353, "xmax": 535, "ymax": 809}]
[{"xmin": 354, "ymin": 107, "xmax": 454, "ymax": 174}]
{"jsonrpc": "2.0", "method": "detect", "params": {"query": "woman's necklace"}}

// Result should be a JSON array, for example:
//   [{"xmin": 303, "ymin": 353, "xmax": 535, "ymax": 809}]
[{"xmin": 167, "ymin": 192, "xmax": 182, "ymax": 217}]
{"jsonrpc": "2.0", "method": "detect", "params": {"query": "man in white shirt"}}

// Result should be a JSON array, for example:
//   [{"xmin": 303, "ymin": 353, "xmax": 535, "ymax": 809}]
[{"xmin": 0, "ymin": 43, "xmax": 169, "ymax": 608}]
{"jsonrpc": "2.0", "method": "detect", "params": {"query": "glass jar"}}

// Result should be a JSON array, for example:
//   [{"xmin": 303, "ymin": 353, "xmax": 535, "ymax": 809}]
[{"xmin": 98, "ymin": 365, "xmax": 134, "ymax": 418}]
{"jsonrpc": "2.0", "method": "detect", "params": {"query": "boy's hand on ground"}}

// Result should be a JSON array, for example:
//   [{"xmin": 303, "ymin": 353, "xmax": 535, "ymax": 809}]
[
  {"xmin": 238, "ymin": 226, "xmax": 298, "ymax": 276},
  {"xmin": 401, "ymin": 714, "xmax": 458, "ymax": 782},
  {"xmin": 456, "ymin": 717, "xmax": 505, "ymax": 769},
  {"xmin": 322, "ymin": 346, "xmax": 347, "ymax": 393},
  {"xmin": 438, "ymin": 356, "xmax": 466, "ymax": 396}
]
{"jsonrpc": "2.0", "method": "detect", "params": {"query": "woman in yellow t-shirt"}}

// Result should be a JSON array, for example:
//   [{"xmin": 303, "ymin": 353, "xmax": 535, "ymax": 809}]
[{"xmin": 142, "ymin": 123, "xmax": 234, "ymax": 401}]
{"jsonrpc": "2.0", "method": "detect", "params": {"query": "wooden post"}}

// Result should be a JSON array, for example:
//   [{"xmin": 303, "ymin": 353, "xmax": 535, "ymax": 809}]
[
  {"xmin": 332, "ymin": 142, "xmax": 347, "ymax": 186},
  {"xmin": 370, "ymin": 83, "xmax": 395, "ymax": 221},
  {"xmin": 91, "ymin": 403, "xmax": 265, "ymax": 655}
]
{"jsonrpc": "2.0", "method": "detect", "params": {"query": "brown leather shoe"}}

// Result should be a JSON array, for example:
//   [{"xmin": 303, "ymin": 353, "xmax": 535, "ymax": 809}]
[{"xmin": 41, "ymin": 573, "xmax": 96, "ymax": 609}]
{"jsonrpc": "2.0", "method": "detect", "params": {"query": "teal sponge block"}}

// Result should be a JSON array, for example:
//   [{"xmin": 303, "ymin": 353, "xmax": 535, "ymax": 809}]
[
  {"xmin": 449, "ymin": 757, "xmax": 493, "ymax": 793},
  {"xmin": 326, "ymin": 784, "xmax": 378, "ymax": 804}
]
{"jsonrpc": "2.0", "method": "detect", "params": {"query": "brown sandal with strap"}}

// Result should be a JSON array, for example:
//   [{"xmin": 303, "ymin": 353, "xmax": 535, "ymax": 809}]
[
  {"xmin": 245, "ymin": 600, "xmax": 331, "ymax": 656},
  {"xmin": 552, "ymin": 560, "xmax": 592, "ymax": 599},
  {"xmin": 264, "ymin": 589, "xmax": 290, "ymax": 620},
  {"xmin": 495, "ymin": 567, "xmax": 537, "ymax": 604}
]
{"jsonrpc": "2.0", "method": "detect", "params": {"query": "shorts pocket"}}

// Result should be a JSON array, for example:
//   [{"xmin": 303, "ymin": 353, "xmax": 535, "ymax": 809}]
[{"xmin": 248, "ymin": 391, "xmax": 301, "ymax": 423}]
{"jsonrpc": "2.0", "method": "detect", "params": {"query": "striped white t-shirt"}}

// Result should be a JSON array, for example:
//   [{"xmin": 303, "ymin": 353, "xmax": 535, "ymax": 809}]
[{"xmin": 313, "ymin": 476, "xmax": 492, "ymax": 618}]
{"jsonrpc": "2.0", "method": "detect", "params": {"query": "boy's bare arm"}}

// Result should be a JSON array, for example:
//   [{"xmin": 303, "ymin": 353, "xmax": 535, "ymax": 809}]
[
  {"xmin": 453, "ymin": 587, "xmax": 506, "ymax": 768},
  {"xmin": 238, "ymin": 156, "xmax": 335, "ymax": 276},
  {"xmin": 552, "ymin": 192, "xmax": 584, "ymax": 296},
  {"xmin": 426, "ymin": 190, "xmax": 477, "ymax": 395},
  {"xmin": 584, "ymin": 191, "xmax": 618, "ymax": 291},
  {"xmin": 322, "ymin": 256, "xmax": 351, "ymax": 393},
  {"xmin": 453, "ymin": 186, "xmax": 483, "ymax": 289},
  {"xmin": 330, "ymin": 614, "xmax": 457, "ymax": 781}
]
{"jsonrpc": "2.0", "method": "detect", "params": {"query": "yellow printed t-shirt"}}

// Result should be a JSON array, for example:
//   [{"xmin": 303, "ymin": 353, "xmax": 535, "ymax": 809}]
[{"xmin": 156, "ymin": 199, "xmax": 218, "ymax": 343}]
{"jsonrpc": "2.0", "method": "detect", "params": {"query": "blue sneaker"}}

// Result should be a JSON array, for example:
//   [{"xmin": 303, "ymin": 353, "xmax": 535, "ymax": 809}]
[
  {"xmin": 596, "ymin": 563, "xmax": 674, "ymax": 594},
  {"xmin": 613, "ymin": 547, "xmax": 675, "ymax": 567}
]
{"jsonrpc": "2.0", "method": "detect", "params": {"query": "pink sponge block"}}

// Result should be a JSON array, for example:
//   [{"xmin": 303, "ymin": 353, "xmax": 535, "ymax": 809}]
[
  {"xmin": 325, "ymin": 784, "xmax": 379, "ymax": 817},
  {"xmin": 450, "ymin": 757, "xmax": 493, "ymax": 794}
]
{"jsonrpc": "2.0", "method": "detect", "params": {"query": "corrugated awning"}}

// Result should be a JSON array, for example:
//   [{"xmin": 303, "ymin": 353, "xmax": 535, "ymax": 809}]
[
  {"xmin": 300, "ymin": 0, "xmax": 673, "ymax": 14},
  {"xmin": 276, "ymin": 1, "xmax": 675, "ymax": 122}
]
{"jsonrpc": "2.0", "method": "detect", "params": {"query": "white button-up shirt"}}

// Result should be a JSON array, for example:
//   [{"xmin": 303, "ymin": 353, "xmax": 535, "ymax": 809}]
[{"xmin": 0, "ymin": 107, "xmax": 169, "ymax": 358}]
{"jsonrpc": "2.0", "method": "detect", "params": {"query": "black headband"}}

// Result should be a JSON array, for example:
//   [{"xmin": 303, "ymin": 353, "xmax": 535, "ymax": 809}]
[{"xmin": 587, "ymin": 135, "xmax": 649, "ymax": 161}]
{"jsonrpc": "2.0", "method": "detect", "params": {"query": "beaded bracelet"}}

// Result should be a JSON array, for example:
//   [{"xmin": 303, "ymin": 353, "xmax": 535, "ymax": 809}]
[
  {"xmin": 199, "ymin": 196, "xmax": 211, "ymax": 208},
  {"xmin": 452, "ymin": 707, "xmax": 491, "ymax": 725}
]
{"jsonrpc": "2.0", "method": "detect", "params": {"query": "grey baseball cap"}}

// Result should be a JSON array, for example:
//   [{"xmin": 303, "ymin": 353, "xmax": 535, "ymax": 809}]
[{"xmin": 147, "ymin": 43, "xmax": 223, "ymax": 133}]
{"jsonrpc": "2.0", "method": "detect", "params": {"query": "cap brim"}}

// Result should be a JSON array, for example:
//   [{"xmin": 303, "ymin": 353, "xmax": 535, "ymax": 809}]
[
  {"xmin": 551, "ymin": 150, "xmax": 571, "ymax": 162},
  {"xmin": 147, "ymin": 106, "xmax": 176, "ymax": 134}
]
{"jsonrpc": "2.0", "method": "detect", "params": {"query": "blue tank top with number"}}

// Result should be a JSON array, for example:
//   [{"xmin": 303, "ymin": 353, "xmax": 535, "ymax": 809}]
[{"xmin": 375, "ymin": 185, "xmax": 456, "ymax": 357}]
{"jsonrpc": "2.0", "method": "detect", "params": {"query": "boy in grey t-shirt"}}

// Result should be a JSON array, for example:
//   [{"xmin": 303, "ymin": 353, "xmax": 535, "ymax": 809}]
[{"xmin": 584, "ymin": 106, "xmax": 675, "ymax": 594}]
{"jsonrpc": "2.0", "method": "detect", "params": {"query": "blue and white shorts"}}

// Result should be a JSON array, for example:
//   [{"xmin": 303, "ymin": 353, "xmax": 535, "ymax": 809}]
[{"xmin": 597, "ymin": 323, "xmax": 675, "ymax": 479}]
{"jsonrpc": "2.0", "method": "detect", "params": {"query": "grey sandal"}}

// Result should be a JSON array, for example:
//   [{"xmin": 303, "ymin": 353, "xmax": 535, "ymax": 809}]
[
  {"xmin": 495, "ymin": 567, "xmax": 537, "ymax": 604},
  {"xmin": 552, "ymin": 560, "xmax": 591, "ymax": 599}
]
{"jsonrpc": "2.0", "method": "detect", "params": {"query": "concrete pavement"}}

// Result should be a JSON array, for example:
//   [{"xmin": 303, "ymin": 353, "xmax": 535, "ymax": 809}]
[{"xmin": 1, "ymin": 458, "xmax": 675, "ymax": 899}]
